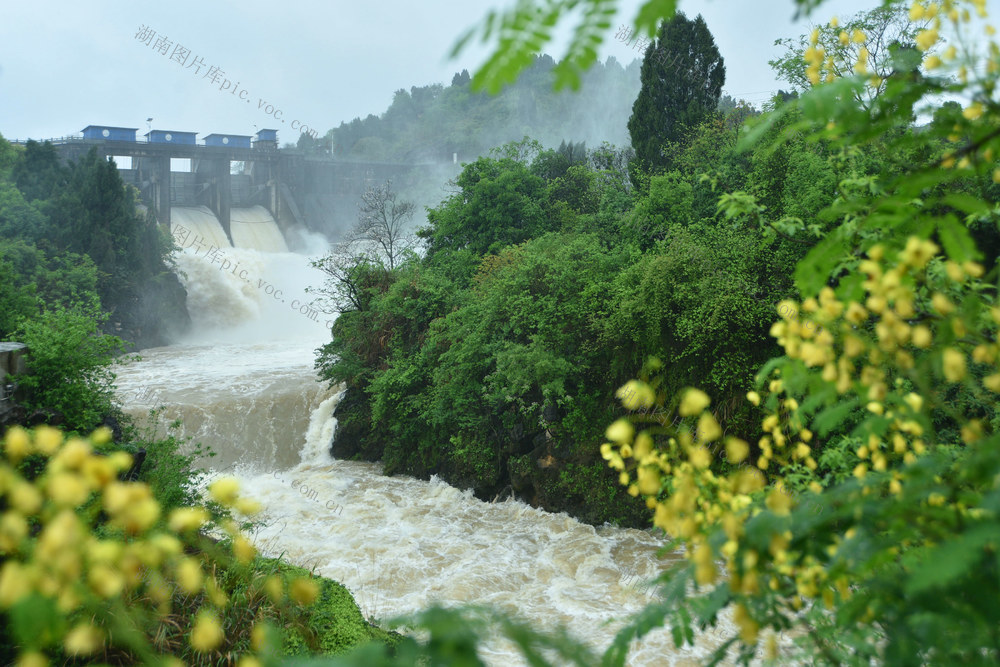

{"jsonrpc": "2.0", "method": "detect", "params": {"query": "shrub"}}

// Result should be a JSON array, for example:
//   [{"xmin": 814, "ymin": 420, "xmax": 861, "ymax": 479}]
[
  {"xmin": 0, "ymin": 425, "xmax": 396, "ymax": 665},
  {"xmin": 12, "ymin": 298, "xmax": 124, "ymax": 432}
]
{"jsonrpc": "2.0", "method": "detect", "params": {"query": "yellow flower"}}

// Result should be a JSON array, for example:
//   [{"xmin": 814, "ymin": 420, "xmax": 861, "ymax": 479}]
[
  {"xmin": 233, "ymin": 497, "xmax": 262, "ymax": 515},
  {"xmin": 47, "ymin": 472, "xmax": 90, "ymax": 508},
  {"xmin": 845, "ymin": 302, "xmax": 868, "ymax": 325},
  {"xmin": 91, "ymin": 425, "xmax": 113, "ymax": 445},
  {"xmin": 924, "ymin": 54, "xmax": 942, "ymax": 69},
  {"xmin": 4, "ymin": 426, "xmax": 31, "ymax": 462},
  {"xmin": 64, "ymin": 624, "xmax": 103, "ymax": 656},
  {"xmin": 0, "ymin": 562, "xmax": 31, "ymax": 608},
  {"xmin": 983, "ymin": 374, "xmax": 1000, "ymax": 393},
  {"xmin": 34, "ymin": 425, "xmax": 64, "ymax": 456},
  {"xmin": 910, "ymin": 2, "xmax": 926, "ymax": 20},
  {"xmin": 616, "ymin": 380, "xmax": 655, "ymax": 410},
  {"xmin": 81, "ymin": 457, "xmax": 116, "ymax": 489},
  {"xmin": 52, "ymin": 438, "xmax": 91, "ymax": 470},
  {"xmin": 689, "ymin": 447, "xmax": 712, "ymax": 469},
  {"xmin": 942, "ymin": 347, "xmax": 966, "ymax": 382},
  {"xmin": 679, "ymin": 388, "xmax": 711, "ymax": 416},
  {"xmin": 725, "ymin": 438, "xmax": 750, "ymax": 464},
  {"xmin": 190, "ymin": 611, "xmax": 224, "ymax": 652},
  {"xmin": 264, "ymin": 575, "xmax": 284, "ymax": 603},
  {"xmin": 839, "ymin": 31, "xmax": 849, "ymax": 46},
  {"xmin": 901, "ymin": 237, "xmax": 939, "ymax": 268},
  {"xmin": 289, "ymin": 577, "xmax": 320, "ymax": 606},
  {"xmin": 911, "ymin": 325, "xmax": 932, "ymax": 348},
  {"xmin": 963, "ymin": 102, "xmax": 984, "ymax": 120},
  {"xmin": 121, "ymin": 498, "xmax": 161, "ymax": 534},
  {"xmin": 9, "ymin": 483, "xmax": 42, "ymax": 515},
  {"xmin": 696, "ymin": 413, "xmax": 722, "ymax": 443},
  {"xmin": 176, "ymin": 557, "xmax": 204, "ymax": 594},
  {"xmin": 852, "ymin": 29, "xmax": 866, "ymax": 43},
  {"xmin": 634, "ymin": 432, "xmax": 653, "ymax": 459},
  {"xmin": 605, "ymin": 419, "xmax": 634, "ymax": 445},
  {"xmin": 766, "ymin": 484, "xmax": 792, "ymax": 516},
  {"xmin": 830, "ymin": 16, "xmax": 839, "ymax": 28},
  {"xmin": 733, "ymin": 603, "xmax": 759, "ymax": 644},
  {"xmin": 945, "ymin": 261, "xmax": 965, "ymax": 282},
  {"xmin": 746, "ymin": 391, "xmax": 760, "ymax": 406},
  {"xmin": 636, "ymin": 465, "xmax": 661, "ymax": 495},
  {"xmin": 102, "ymin": 482, "xmax": 133, "ymax": 515},
  {"xmin": 963, "ymin": 261, "xmax": 984, "ymax": 277},
  {"xmin": 16, "ymin": 652, "xmax": 48, "ymax": 667},
  {"xmin": 903, "ymin": 392, "xmax": 924, "ymax": 413},
  {"xmin": 233, "ymin": 535, "xmax": 256, "ymax": 564},
  {"xmin": 209, "ymin": 478, "xmax": 241, "ymax": 506},
  {"xmin": 169, "ymin": 507, "xmax": 209, "ymax": 533},
  {"xmin": 916, "ymin": 28, "xmax": 939, "ymax": 51},
  {"xmin": 251, "ymin": 623, "xmax": 271, "ymax": 651},
  {"xmin": 0, "ymin": 512, "xmax": 28, "ymax": 552}
]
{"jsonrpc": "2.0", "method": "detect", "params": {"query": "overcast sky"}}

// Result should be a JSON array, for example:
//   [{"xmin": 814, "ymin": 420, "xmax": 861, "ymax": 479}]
[{"xmin": 0, "ymin": 0, "xmax": 990, "ymax": 144}]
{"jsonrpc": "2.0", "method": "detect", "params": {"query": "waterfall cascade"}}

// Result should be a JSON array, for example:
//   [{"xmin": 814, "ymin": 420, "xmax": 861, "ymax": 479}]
[{"xmin": 112, "ymin": 228, "xmax": 750, "ymax": 666}]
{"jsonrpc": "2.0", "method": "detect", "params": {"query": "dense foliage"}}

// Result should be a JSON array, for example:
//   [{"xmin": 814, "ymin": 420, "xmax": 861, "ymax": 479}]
[
  {"xmin": 0, "ymin": 133, "xmax": 191, "ymax": 432},
  {"xmin": 0, "ymin": 135, "xmax": 189, "ymax": 351},
  {"xmin": 315, "ymin": 64, "xmax": 860, "ymax": 526}
]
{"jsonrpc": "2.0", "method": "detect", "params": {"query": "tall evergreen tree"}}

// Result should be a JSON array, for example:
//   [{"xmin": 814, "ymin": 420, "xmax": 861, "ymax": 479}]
[{"xmin": 627, "ymin": 12, "xmax": 725, "ymax": 178}]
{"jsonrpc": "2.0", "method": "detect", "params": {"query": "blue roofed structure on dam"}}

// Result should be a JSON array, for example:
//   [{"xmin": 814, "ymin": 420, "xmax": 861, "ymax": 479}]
[
  {"xmin": 145, "ymin": 130, "xmax": 198, "ymax": 145},
  {"xmin": 82, "ymin": 125, "xmax": 138, "ymax": 142},
  {"xmin": 203, "ymin": 133, "xmax": 252, "ymax": 149}
]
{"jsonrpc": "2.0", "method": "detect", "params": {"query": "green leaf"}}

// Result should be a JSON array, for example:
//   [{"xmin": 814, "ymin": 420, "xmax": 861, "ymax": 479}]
[
  {"xmin": 449, "ymin": 26, "xmax": 478, "ymax": 59},
  {"xmin": 905, "ymin": 524, "xmax": 998, "ymax": 594},
  {"xmin": 9, "ymin": 593, "xmax": 65, "ymax": 648},
  {"xmin": 736, "ymin": 103, "xmax": 791, "ymax": 153},
  {"xmin": 813, "ymin": 397, "xmax": 859, "ymax": 437},
  {"xmin": 793, "ymin": 228, "xmax": 852, "ymax": 296},
  {"xmin": 943, "ymin": 192, "xmax": 992, "ymax": 218},
  {"xmin": 635, "ymin": 0, "xmax": 677, "ymax": 35},
  {"xmin": 936, "ymin": 214, "xmax": 981, "ymax": 264}
]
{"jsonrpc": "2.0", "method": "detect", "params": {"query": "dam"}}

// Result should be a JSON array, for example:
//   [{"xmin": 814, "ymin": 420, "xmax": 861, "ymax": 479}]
[{"xmin": 28, "ymin": 125, "xmax": 430, "ymax": 246}]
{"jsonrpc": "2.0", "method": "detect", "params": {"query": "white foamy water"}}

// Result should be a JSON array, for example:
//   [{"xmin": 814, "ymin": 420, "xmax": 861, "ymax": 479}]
[
  {"xmin": 114, "ymin": 238, "xmax": 752, "ymax": 665},
  {"xmin": 230, "ymin": 206, "xmax": 289, "ymax": 252}
]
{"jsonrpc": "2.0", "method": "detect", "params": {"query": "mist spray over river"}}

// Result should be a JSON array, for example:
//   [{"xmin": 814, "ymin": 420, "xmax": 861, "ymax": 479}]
[{"xmin": 113, "ymin": 230, "xmax": 745, "ymax": 665}]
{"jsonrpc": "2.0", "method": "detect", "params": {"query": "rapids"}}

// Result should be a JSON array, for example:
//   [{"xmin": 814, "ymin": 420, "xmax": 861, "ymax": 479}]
[{"xmin": 114, "ymin": 236, "xmax": 751, "ymax": 665}]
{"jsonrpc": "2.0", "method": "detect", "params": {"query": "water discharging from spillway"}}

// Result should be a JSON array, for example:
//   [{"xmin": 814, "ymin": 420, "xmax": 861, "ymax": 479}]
[{"xmin": 114, "ymin": 234, "xmax": 747, "ymax": 665}]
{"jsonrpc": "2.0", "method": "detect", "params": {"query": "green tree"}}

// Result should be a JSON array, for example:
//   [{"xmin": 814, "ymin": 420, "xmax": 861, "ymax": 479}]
[
  {"xmin": 418, "ymin": 152, "xmax": 551, "ymax": 257},
  {"xmin": 13, "ymin": 298, "xmax": 125, "ymax": 431},
  {"xmin": 10, "ymin": 140, "xmax": 67, "ymax": 204},
  {"xmin": 627, "ymin": 12, "xmax": 725, "ymax": 178},
  {"xmin": 769, "ymin": 1, "xmax": 925, "ymax": 109}
]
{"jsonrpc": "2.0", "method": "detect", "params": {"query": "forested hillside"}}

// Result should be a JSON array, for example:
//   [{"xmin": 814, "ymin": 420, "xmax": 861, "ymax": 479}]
[{"xmin": 326, "ymin": 55, "xmax": 643, "ymax": 162}]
